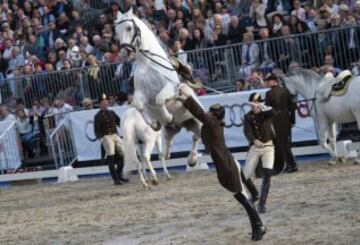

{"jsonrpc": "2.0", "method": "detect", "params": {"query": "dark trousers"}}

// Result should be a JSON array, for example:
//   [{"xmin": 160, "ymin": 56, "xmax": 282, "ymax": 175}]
[{"xmin": 274, "ymin": 133, "xmax": 296, "ymax": 173}]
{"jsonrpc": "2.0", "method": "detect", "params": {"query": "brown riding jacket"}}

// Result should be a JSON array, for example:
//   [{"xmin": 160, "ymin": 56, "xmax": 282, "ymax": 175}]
[{"xmin": 183, "ymin": 96, "xmax": 242, "ymax": 193}]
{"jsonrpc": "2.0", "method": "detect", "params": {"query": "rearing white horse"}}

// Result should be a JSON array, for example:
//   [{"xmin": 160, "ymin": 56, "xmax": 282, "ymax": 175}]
[
  {"xmin": 284, "ymin": 68, "xmax": 360, "ymax": 164},
  {"xmin": 115, "ymin": 7, "xmax": 202, "ymax": 166}
]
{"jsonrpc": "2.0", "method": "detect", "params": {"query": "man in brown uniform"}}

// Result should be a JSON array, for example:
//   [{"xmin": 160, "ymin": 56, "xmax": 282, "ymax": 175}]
[
  {"xmin": 178, "ymin": 84, "xmax": 266, "ymax": 241},
  {"xmin": 94, "ymin": 93, "xmax": 129, "ymax": 185},
  {"xmin": 264, "ymin": 73, "xmax": 298, "ymax": 173}
]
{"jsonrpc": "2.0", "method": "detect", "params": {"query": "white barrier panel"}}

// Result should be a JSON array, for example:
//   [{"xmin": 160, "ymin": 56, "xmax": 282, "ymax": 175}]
[
  {"xmin": 0, "ymin": 120, "xmax": 22, "ymax": 170},
  {"xmin": 70, "ymin": 90, "xmax": 318, "ymax": 162}
]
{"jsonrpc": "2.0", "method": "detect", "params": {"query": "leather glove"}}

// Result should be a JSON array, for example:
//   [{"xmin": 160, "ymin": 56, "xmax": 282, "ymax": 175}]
[
  {"xmin": 254, "ymin": 139, "xmax": 265, "ymax": 148},
  {"xmin": 178, "ymin": 83, "xmax": 192, "ymax": 97}
]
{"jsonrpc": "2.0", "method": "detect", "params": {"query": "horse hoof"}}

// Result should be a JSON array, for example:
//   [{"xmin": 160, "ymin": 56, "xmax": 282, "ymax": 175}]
[
  {"xmin": 328, "ymin": 160, "xmax": 337, "ymax": 166},
  {"xmin": 187, "ymin": 159, "xmax": 197, "ymax": 167},
  {"xmin": 354, "ymin": 159, "xmax": 360, "ymax": 164},
  {"xmin": 337, "ymin": 157, "xmax": 347, "ymax": 164},
  {"xmin": 150, "ymin": 121, "xmax": 161, "ymax": 131},
  {"xmin": 142, "ymin": 183, "xmax": 149, "ymax": 188},
  {"xmin": 152, "ymin": 179, "xmax": 158, "ymax": 185},
  {"xmin": 166, "ymin": 175, "xmax": 172, "ymax": 180}
]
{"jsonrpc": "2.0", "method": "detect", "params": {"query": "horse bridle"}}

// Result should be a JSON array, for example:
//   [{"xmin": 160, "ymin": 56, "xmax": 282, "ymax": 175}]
[{"xmin": 115, "ymin": 18, "xmax": 141, "ymax": 53}]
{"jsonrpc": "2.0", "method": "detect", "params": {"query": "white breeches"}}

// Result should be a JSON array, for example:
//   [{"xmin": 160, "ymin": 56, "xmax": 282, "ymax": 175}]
[
  {"xmin": 243, "ymin": 144, "xmax": 274, "ymax": 180},
  {"xmin": 100, "ymin": 134, "xmax": 124, "ymax": 156}
]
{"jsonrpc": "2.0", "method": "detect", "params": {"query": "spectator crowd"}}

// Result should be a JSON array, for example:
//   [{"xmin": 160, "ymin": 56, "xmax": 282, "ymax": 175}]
[{"xmin": 1, "ymin": 0, "xmax": 360, "ymax": 160}]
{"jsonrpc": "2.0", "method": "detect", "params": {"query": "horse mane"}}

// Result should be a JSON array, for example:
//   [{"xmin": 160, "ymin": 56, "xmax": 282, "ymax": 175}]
[{"xmin": 286, "ymin": 68, "xmax": 322, "ymax": 85}]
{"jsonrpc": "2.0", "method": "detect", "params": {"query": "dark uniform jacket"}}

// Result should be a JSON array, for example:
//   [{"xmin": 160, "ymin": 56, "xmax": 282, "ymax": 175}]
[
  {"xmin": 94, "ymin": 109, "xmax": 120, "ymax": 139},
  {"xmin": 244, "ymin": 110, "xmax": 276, "ymax": 145},
  {"xmin": 265, "ymin": 85, "xmax": 296, "ymax": 141},
  {"xmin": 184, "ymin": 96, "xmax": 242, "ymax": 193}
]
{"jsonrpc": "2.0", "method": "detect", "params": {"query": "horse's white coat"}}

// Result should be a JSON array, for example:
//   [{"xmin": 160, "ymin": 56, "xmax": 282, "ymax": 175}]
[
  {"xmin": 115, "ymin": 8, "xmax": 202, "ymax": 166},
  {"xmin": 284, "ymin": 69, "xmax": 360, "ymax": 163},
  {"xmin": 121, "ymin": 107, "xmax": 171, "ymax": 187}
]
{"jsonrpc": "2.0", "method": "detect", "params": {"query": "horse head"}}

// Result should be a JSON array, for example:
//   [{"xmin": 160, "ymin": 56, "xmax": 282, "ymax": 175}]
[
  {"xmin": 283, "ymin": 74, "xmax": 301, "ymax": 99},
  {"xmin": 115, "ymin": 7, "xmax": 141, "ymax": 55},
  {"xmin": 283, "ymin": 68, "xmax": 321, "ymax": 100}
]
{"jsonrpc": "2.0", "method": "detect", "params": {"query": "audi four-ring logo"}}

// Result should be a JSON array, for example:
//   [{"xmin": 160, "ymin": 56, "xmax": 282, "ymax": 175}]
[
  {"xmin": 85, "ymin": 121, "xmax": 97, "ymax": 142},
  {"xmin": 223, "ymin": 103, "xmax": 249, "ymax": 128}
]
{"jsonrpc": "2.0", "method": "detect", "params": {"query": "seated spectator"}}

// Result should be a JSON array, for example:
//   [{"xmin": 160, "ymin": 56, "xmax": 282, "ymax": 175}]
[
  {"xmin": 257, "ymin": 28, "xmax": 275, "ymax": 74},
  {"xmin": 321, "ymin": 54, "xmax": 342, "ymax": 75},
  {"xmin": 80, "ymin": 36, "xmax": 94, "ymax": 55},
  {"xmin": 234, "ymin": 79, "xmax": 249, "ymax": 92},
  {"xmin": 275, "ymin": 25, "xmax": 301, "ymax": 71},
  {"xmin": 16, "ymin": 109, "xmax": 38, "ymax": 158},
  {"xmin": 81, "ymin": 97, "xmax": 94, "ymax": 110},
  {"xmin": 270, "ymin": 14, "xmax": 284, "ymax": 37},
  {"xmin": 246, "ymin": 70, "xmax": 266, "ymax": 90},
  {"xmin": 49, "ymin": 98, "xmax": 73, "ymax": 124},
  {"xmin": 239, "ymin": 32, "xmax": 259, "ymax": 78},
  {"xmin": 7, "ymin": 46, "xmax": 25, "ymax": 74},
  {"xmin": 351, "ymin": 59, "xmax": 360, "ymax": 76},
  {"xmin": 289, "ymin": 15, "xmax": 301, "ymax": 34},
  {"xmin": 172, "ymin": 40, "xmax": 187, "ymax": 64},
  {"xmin": 0, "ymin": 105, "xmax": 16, "ymax": 121},
  {"xmin": 305, "ymin": 8, "xmax": 318, "ymax": 32},
  {"xmin": 266, "ymin": 0, "xmax": 293, "ymax": 17},
  {"xmin": 250, "ymin": 0, "xmax": 267, "ymax": 29},
  {"xmin": 209, "ymin": 24, "xmax": 228, "ymax": 47},
  {"xmin": 227, "ymin": 16, "xmax": 243, "ymax": 44},
  {"xmin": 108, "ymin": 95, "xmax": 120, "ymax": 107},
  {"xmin": 291, "ymin": 0, "xmax": 306, "ymax": 21}
]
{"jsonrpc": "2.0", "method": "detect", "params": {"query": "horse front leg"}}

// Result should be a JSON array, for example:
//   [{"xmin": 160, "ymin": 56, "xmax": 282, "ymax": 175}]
[
  {"xmin": 186, "ymin": 119, "xmax": 202, "ymax": 167},
  {"xmin": 328, "ymin": 122, "xmax": 345, "ymax": 164},
  {"xmin": 163, "ymin": 126, "xmax": 180, "ymax": 160},
  {"xmin": 133, "ymin": 91, "xmax": 161, "ymax": 130},
  {"xmin": 155, "ymin": 83, "xmax": 175, "ymax": 124},
  {"xmin": 318, "ymin": 122, "xmax": 337, "ymax": 165}
]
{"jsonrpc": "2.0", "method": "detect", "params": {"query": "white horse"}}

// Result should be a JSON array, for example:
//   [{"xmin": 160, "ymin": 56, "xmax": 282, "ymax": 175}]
[
  {"xmin": 121, "ymin": 107, "xmax": 171, "ymax": 188},
  {"xmin": 284, "ymin": 68, "xmax": 360, "ymax": 164},
  {"xmin": 115, "ymin": 7, "xmax": 202, "ymax": 166}
]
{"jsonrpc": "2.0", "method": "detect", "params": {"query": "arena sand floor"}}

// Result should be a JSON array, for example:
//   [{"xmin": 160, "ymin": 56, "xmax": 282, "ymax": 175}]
[{"xmin": 0, "ymin": 160, "xmax": 360, "ymax": 245}]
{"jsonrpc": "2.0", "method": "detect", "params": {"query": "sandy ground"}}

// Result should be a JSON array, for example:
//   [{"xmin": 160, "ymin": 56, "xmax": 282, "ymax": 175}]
[{"xmin": 1, "ymin": 160, "xmax": 360, "ymax": 245}]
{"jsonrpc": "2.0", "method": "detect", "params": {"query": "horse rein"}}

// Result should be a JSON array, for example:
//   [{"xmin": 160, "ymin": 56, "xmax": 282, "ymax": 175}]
[
  {"xmin": 115, "ymin": 18, "xmax": 141, "ymax": 53},
  {"xmin": 115, "ymin": 18, "xmax": 177, "ymax": 72}
]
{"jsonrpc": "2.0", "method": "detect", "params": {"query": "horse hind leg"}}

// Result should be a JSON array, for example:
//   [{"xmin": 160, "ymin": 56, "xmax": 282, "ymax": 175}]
[
  {"xmin": 136, "ymin": 144, "xmax": 148, "ymax": 187},
  {"xmin": 318, "ymin": 122, "xmax": 337, "ymax": 165},
  {"xmin": 156, "ymin": 83, "xmax": 175, "ymax": 124},
  {"xmin": 143, "ymin": 140, "xmax": 159, "ymax": 185},
  {"xmin": 353, "ymin": 110, "xmax": 360, "ymax": 164},
  {"xmin": 328, "ymin": 122, "xmax": 346, "ymax": 164},
  {"xmin": 155, "ymin": 133, "xmax": 171, "ymax": 179}
]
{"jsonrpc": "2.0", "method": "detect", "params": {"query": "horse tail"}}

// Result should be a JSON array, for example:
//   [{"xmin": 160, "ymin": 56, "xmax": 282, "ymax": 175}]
[{"xmin": 121, "ymin": 108, "xmax": 140, "ymax": 173}]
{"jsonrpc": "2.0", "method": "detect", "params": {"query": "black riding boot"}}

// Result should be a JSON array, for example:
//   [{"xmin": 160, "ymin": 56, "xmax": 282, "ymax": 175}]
[
  {"xmin": 258, "ymin": 168, "xmax": 272, "ymax": 213},
  {"xmin": 241, "ymin": 171, "xmax": 259, "ymax": 202},
  {"xmin": 108, "ymin": 155, "xmax": 122, "ymax": 185},
  {"xmin": 234, "ymin": 192, "xmax": 266, "ymax": 241},
  {"xmin": 115, "ymin": 152, "xmax": 129, "ymax": 183}
]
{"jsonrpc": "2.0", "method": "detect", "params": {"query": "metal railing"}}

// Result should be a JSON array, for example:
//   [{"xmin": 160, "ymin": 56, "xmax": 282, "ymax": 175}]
[
  {"xmin": 49, "ymin": 113, "xmax": 77, "ymax": 168},
  {"xmin": 0, "ymin": 25, "xmax": 359, "ymax": 107},
  {"xmin": 0, "ymin": 120, "xmax": 22, "ymax": 173}
]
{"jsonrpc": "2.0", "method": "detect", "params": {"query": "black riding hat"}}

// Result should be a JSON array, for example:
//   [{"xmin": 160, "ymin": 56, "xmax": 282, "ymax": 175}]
[{"xmin": 248, "ymin": 92, "xmax": 262, "ymax": 102}]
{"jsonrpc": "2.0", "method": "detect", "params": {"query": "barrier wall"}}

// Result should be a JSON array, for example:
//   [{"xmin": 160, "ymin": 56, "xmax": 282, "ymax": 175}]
[{"xmin": 70, "ymin": 90, "xmax": 317, "ymax": 162}]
